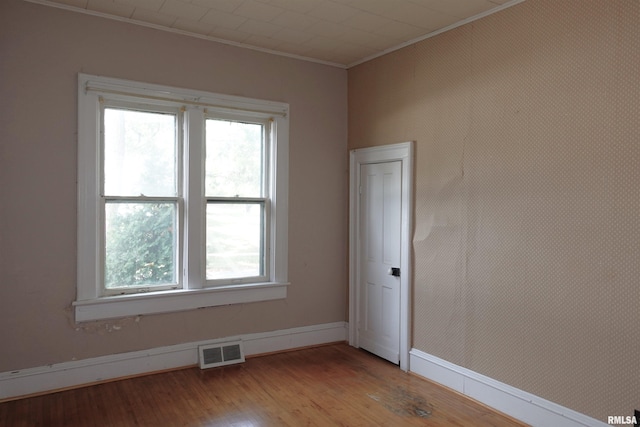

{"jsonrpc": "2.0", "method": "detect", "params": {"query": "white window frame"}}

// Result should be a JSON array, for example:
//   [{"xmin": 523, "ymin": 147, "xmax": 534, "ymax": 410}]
[{"xmin": 75, "ymin": 74, "xmax": 289, "ymax": 322}]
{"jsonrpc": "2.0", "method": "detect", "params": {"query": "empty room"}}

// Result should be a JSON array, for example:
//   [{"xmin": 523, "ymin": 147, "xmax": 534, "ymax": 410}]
[{"xmin": 1, "ymin": 0, "xmax": 638, "ymax": 426}]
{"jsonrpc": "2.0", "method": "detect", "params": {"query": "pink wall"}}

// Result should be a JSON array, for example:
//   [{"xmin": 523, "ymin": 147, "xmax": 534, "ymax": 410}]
[
  {"xmin": 348, "ymin": 0, "xmax": 640, "ymax": 420},
  {"xmin": 0, "ymin": 0, "xmax": 348, "ymax": 371}
]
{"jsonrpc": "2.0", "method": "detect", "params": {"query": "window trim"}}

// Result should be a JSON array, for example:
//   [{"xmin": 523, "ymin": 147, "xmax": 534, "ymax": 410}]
[{"xmin": 75, "ymin": 73, "xmax": 289, "ymax": 322}]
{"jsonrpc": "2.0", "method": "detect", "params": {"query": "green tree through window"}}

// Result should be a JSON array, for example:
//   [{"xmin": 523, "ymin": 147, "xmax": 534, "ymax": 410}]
[{"xmin": 105, "ymin": 203, "xmax": 176, "ymax": 288}]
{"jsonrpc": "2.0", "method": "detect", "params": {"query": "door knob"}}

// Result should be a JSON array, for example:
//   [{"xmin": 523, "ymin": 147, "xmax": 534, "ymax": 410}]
[{"xmin": 388, "ymin": 267, "xmax": 400, "ymax": 277}]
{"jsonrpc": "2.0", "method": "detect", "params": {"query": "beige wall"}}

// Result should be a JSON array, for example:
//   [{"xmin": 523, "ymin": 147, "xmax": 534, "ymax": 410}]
[
  {"xmin": 349, "ymin": 0, "xmax": 639, "ymax": 421},
  {"xmin": 0, "ymin": 0, "xmax": 347, "ymax": 371}
]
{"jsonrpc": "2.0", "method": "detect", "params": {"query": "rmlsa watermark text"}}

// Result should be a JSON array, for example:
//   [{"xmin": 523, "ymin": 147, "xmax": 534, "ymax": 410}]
[{"xmin": 607, "ymin": 415, "xmax": 637, "ymax": 425}]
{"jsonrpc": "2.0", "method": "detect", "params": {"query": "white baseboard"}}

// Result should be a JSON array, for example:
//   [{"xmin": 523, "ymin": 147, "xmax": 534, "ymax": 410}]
[
  {"xmin": 409, "ymin": 349, "xmax": 609, "ymax": 427},
  {"xmin": 0, "ymin": 322, "xmax": 348, "ymax": 401}
]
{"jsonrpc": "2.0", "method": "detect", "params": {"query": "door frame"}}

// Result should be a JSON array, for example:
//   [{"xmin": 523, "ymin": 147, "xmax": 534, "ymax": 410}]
[{"xmin": 349, "ymin": 141, "xmax": 413, "ymax": 372}]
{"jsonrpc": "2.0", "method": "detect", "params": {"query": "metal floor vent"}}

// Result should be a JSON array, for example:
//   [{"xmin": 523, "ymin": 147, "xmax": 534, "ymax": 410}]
[{"xmin": 198, "ymin": 341, "xmax": 245, "ymax": 369}]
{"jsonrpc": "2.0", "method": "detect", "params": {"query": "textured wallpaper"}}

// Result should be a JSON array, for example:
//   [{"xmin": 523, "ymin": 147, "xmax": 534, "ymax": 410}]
[
  {"xmin": 349, "ymin": 0, "xmax": 640, "ymax": 421},
  {"xmin": 0, "ymin": 0, "xmax": 348, "ymax": 372}
]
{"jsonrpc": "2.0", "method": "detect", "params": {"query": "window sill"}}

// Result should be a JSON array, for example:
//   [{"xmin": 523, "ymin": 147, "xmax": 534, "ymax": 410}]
[{"xmin": 73, "ymin": 282, "xmax": 289, "ymax": 322}]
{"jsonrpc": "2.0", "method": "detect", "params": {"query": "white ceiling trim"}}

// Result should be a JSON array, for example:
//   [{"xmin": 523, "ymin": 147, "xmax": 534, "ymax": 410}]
[
  {"xmin": 23, "ymin": 0, "xmax": 527, "ymax": 70},
  {"xmin": 347, "ymin": 0, "xmax": 527, "ymax": 68},
  {"xmin": 23, "ymin": 0, "xmax": 347, "ymax": 68}
]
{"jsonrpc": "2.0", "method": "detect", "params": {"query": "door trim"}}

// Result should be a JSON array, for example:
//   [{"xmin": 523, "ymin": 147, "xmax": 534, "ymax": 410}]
[{"xmin": 349, "ymin": 142, "xmax": 413, "ymax": 372}]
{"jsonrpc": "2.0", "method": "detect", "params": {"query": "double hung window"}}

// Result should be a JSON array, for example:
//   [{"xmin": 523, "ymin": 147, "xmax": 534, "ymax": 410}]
[
  {"xmin": 75, "ymin": 74, "xmax": 289, "ymax": 321},
  {"xmin": 102, "ymin": 104, "xmax": 181, "ymax": 294},
  {"xmin": 204, "ymin": 116, "xmax": 269, "ymax": 284}
]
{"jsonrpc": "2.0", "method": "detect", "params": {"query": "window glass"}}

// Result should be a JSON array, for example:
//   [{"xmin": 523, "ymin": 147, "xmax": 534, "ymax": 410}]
[
  {"xmin": 105, "ymin": 202, "xmax": 178, "ymax": 289},
  {"xmin": 104, "ymin": 108, "xmax": 177, "ymax": 197},
  {"xmin": 205, "ymin": 119, "xmax": 264, "ymax": 198},
  {"xmin": 206, "ymin": 202, "xmax": 264, "ymax": 280}
]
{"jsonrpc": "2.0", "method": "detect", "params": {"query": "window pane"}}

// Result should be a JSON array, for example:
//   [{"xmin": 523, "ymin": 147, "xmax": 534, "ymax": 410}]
[
  {"xmin": 205, "ymin": 119, "xmax": 263, "ymax": 197},
  {"xmin": 105, "ymin": 202, "xmax": 177, "ymax": 289},
  {"xmin": 206, "ymin": 203, "xmax": 263, "ymax": 280},
  {"xmin": 104, "ymin": 108, "xmax": 177, "ymax": 197}
]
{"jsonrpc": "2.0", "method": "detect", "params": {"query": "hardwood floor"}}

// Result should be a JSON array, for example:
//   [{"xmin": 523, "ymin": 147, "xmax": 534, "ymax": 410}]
[{"xmin": 0, "ymin": 343, "xmax": 527, "ymax": 426}]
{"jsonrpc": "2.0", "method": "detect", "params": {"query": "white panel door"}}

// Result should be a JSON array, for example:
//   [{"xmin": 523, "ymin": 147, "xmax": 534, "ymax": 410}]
[{"xmin": 358, "ymin": 161, "xmax": 402, "ymax": 364}]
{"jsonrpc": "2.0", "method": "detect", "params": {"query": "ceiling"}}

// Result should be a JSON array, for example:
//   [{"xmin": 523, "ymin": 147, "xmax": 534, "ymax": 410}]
[{"xmin": 29, "ymin": 0, "xmax": 522, "ymax": 68}]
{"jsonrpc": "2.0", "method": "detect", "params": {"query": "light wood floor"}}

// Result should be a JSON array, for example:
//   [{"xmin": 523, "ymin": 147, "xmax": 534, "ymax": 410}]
[{"xmin": 0, "ymin": 343, "xmax": 527, "ymax": 426}]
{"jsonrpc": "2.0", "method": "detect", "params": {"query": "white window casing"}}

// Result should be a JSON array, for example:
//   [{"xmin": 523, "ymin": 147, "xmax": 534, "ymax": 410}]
[{"xmin": 75, "ymin": 74, "xmax": 289, "ymax": 322}]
